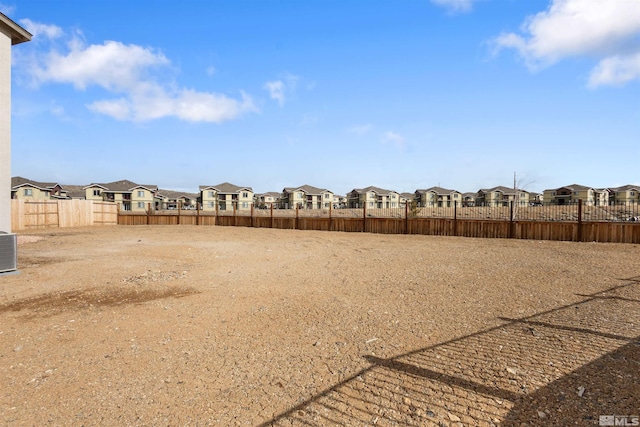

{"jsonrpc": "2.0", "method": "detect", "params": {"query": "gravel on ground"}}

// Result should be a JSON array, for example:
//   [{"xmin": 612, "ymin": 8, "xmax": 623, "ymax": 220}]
[{"xmin": 1, "ymin": 226, "xmax": 638, "ymax": 426}]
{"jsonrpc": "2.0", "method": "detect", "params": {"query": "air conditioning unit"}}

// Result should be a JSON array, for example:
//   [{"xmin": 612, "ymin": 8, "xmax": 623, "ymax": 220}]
[{"xmin": 0, "ymin": 233, "xmax": 18, "ymax": 273}]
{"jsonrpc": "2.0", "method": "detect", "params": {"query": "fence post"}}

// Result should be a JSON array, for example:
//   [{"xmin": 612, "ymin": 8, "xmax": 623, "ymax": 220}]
[
  {"xmin": 453, "ymin": 200, "xmax": 458, "ymax": 237},
  {"xmin": 329, "ymin": 202, "xmax": 332, "ymax": 231},
  {"xmin": 215, "ymin": 200, "xmax": 219, "ymax": 226},
  {"xmin": 270, "ymin": 203, "xmax": 274, "ymax": 229},
  {"xmin": 509, "ymin": 201, "xmax": 514, "ymax": 238},
  {"xmin": 251, "ymin": 203, "xmax": 254, "ymax": 227},
  {"xmin": 405, "ymin": 202, "xmax": 409, "ymax": 234},
  {"xmin": 147, "ymin": 203, "xmax": 151, "ymax": 225},
  {"xmin": 363, "ymin": 203, "xmax": 367, "ymax": 232},
  {"xmin": 296, "ymin": 204, "xmax": 299, "ymax": 230},
  {"xmin": 577, "ymin": 199, "xmax": 583, "ymax": 242},
  {"xmin": 233, "ymin": 201, "xmax": 237, "ymax": 227},
  {"xmin": 196, "ymin": 202, "xmax": 200, "ymax": 226},
  {"xmin": 177, "ymin": 201, "xmax": 181, "ymax": 225}
]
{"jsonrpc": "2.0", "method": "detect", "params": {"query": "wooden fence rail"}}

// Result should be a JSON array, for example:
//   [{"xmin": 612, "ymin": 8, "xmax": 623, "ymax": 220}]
[
  {"xmin": 118, "ymin": 207, "xmax": 640, "ymax": 244},
  {"xmin": 11, "ymin": 199, "xmax": 118, "ymax": 231},
  {"xmin": 13, "ymin": 199, "xmax": 638, "ymax": 243}
]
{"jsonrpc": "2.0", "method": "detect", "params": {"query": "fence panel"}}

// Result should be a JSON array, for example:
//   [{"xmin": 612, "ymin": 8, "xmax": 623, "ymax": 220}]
[
  {"xmin": 517, "ymin": 221, "xmax": 576, "ymax": 241},
  {"xmin": 114, "ymin": 200, "xmax": 640, "ymax": 244},
  {"xmin": 12, "ymin": 199, "xmax": 118, "ymax": 231}
]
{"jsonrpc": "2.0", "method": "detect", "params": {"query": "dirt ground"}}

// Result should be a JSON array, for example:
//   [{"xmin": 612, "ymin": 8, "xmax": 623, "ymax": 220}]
[{"xmin": 1, "ymin": 225, "xmax": 638, "ymax": 426}]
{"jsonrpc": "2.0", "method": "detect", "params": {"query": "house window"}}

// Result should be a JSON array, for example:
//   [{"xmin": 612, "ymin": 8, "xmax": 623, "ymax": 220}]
[
  {"xmin": 207, "ymin": 202, "xmax": 215, "ymax": 208},
  {"xmin": 138, "ymin": 190, "xmax": 145, "ymax": 197},
  {"xmin": 93, "ymin": 189, "xmax": 100, "ymax": 196},
  {"xmin": 137, "ymin": 202, "xmax": 145, "ymax": 209},
  {"xmin": 631, "ymin": 192, "xmax": 636, "ymax": 196},
  {"xmin": 391, "ymin": 195, "xmax": 396, "ymax": 199},
  {"xmin": 242, "ymin": 192, "xmax": 248, "ymax": 198},
  {"xmin": 453, "ymin": 194, "xmax": 458, "ymax": 198},
  {"xmin": 242, "ymin": 202, "xmax": 248, "ymax": 208},
  {"xmin": 24, "ymin": 189, "xmax": 32, "ymax": 196},
  {"xmin": 368, "ymin": 201, "xmax": 374, "ymax": 207},
  {"xmin": 208, "ymin": 191, "xmax": 215, "ymax": 198}
]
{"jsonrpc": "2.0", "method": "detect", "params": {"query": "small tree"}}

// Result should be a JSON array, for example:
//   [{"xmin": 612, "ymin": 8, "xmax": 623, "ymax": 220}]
[{"xmin": 409, "ymin": 200, "xmax": 420, "ymax": 218}]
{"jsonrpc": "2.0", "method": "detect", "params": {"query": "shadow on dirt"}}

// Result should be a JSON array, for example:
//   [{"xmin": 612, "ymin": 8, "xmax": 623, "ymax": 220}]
[
  {"xmin": 0, "ymin": 286, "xmax": 200, "ymax": 318},
  {"xmin": 260, "ymin": 276, "xmax": 640, "ymax": 426}
]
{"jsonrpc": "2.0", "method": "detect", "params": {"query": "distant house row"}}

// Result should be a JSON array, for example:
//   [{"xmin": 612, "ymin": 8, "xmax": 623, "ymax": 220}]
[{"xmin": 10, "ymin": 177, "xmax": 640, "ymax": 213}]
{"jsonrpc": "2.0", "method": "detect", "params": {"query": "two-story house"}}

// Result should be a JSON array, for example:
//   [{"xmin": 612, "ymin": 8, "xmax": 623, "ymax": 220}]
[
  {"xmin": 84, "ymin": 179, "xmax": 158, "ymax": 212},
  {"xmin": 280, "ymin": 185, "xmax": 334, "ymax": 209},
  {"xmin": 199, "ymin": 182, "xmax": 254, "ymax": 211},
  {"xmin": 462, "ymin": 192, "xmax": 477, "ymax": 207},
  {"xmin": 415, "ymin": 187, "xmax": 462, "ymax": 208},
  {"xmin": 399, "ymin": 192, "xmax": 416, "ymax": 208},
  {"xmin": 476, "ymin": 186, "xmax": 530, "ymax": 207},
  {"xmin": 255, "ymin": 192, "xmax": 280, "ymax": 208},
  {"xmin": 543, "ymin": 184, "xmax": 598, "ymax": 206},
  {"xmin": 156, "ymin": 189, "xmax": 198, "ymax": 210},
  {"xmin": 348, "ymin": 186, "xmax": 399, "ymax": 208},
  {"xmin": 612, "ymin": 185, "xmax": 640, "ymax": 204},
  {"xmin": 11, "ymin": 176, "xmax": 67, "ymax": 200}
]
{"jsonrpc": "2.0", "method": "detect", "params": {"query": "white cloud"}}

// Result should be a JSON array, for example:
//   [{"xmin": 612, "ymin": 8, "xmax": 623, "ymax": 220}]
[
  {"xmin": 382, "ymin": 131, "xmax": 406, "ymax": 150},
  {"xmin": 263, "ymin": 73, "xmax": 300, "ymax": 106},
  {"xmin": 0, "ymin": 4, "xmax": 16, "ymax": 16},
  {"xmin": 264, "ymin": 80, "xmax": 285, "ymax": 105},
  {"xmin": 431, "ymin": 0, "xmax": 476, "ymax": 13},
  {"xmin": 15, "ymin": 20, "xmax": 256, "ymax": 123},
  {"xmin": 492, "ymin": 0, "xmax": 640, "ymax": 87},
  {"xmin": 588, "ymin": 52, "xmax": 640, "ymax": 88},
  {"xmin": 32, "ymin": 40, "xmax": 169, "ymax": 91},
  {"xmin": 87, "ymin": 86, "xmax": 256, "ymax": 123},
  {"xmin": 19, "ymin": 18, "xmax": 63, "ymax": 40}
]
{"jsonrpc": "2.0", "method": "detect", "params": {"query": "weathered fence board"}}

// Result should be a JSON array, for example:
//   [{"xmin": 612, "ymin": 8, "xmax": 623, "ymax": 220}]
[
  {"xmin": 116, "ymin": 211, "xmax": 640, "ymax": 244},
  {"xmin": 12, "ymin": 200, "xmax": 118, "ymax": 231}
]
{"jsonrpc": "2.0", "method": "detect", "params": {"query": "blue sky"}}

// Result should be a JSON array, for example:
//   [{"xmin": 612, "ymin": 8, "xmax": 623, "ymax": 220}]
[{"xmin": 4, "ymin": 0, "xmax": 640, "ymax": 195}]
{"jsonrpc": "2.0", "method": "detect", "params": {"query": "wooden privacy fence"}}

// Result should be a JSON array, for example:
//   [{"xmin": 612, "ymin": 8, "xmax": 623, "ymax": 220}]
[
  {"xmin": 11, "ymin": 199, "xmax": 118, "ymax": 231},
  {"xmin": 118, "ymin": 202, "xmax": 640, "ymax": 244}
]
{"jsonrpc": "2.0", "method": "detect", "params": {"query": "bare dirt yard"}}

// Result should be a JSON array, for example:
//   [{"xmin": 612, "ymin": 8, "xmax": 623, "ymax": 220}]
[{"xmin": 1, "ymin": 225, "xmax": 638, "ymax": 426}]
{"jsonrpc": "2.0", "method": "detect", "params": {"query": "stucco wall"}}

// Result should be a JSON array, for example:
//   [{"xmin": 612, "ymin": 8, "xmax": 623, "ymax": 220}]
[{"xmin": 0, "ymin": 32, "xmax": 11, "ymax": 232}]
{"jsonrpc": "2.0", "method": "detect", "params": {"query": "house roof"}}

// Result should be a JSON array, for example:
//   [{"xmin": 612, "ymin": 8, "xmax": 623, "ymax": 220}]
[
  {"xmin": 199, "ymin": 182, "xmax": 253, "ymax": 193},
  {"xmin": 555, "ymin": 184, "xmax": 593, "ymax": 192},
  {"xmin": 612, "ymin": 184, "xmax": 640, "ymax": 192},
  {"xmin": 415, "ymin": 186, "xmax": 459, "ymax": 195},
  {"xmin": 283, "ymin": 184, "xmax": 331, "ymax": 195},
  {"xmin": 11, "ymin": 176, "xmax": 61, "ymax": 191},
  {"xmin": 61, "ymin": 185, "xmax": 88, "ymax": 199},
  {"xmin": 350, "ymin": 186, "xmax": 396, "ymax": 195},
  {"xmin": 157, "ymin": 189, "xmax": 198, "ymax": 200},
  {"xmin": 0, "ymin": 12, "xmax": 32, "ymax": 45},
  {"xmin": 258, "ymin": 192, "xmax": 281, "ymax": 198},
  {"xmin": 400, "ymin": 192, "xmax": 415, "ymax": 199},
  {"xmin": 84, "ymin": 179, "xmax": 157, "ymax": 192},
  {"xmin": 479, "ymin": 186, "xmax": 528, "ymax": 195}
]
